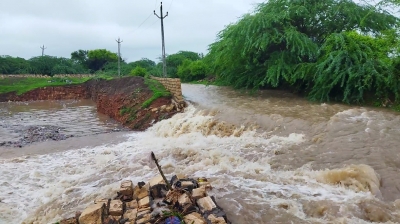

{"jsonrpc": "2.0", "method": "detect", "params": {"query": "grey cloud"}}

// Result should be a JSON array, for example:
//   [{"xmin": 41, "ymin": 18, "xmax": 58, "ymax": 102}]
[{"xmin": 0, "ymin": 0, "xmax": 263, "ymax": 62}]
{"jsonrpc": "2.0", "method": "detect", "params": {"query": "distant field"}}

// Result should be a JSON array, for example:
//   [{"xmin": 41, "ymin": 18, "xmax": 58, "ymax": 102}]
[{"xmin": 0, "ymin": 77, "xmax": 91, "ymax": 95}]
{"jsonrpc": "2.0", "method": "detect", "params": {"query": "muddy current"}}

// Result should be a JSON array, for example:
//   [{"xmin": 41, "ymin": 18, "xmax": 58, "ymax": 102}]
[{"xmin": 1, "ymin": 84, "xmax": 400, "ymax": 223}]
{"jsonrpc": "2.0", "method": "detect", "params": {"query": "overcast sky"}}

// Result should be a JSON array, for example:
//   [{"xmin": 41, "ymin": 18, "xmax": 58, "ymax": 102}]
[{"xmin": 0, "ymin": 0, "xmax": 263, "ymax": 63}]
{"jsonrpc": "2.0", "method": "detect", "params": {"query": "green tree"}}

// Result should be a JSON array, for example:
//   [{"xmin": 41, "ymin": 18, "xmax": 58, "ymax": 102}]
[
  {"xmin": 0, "ymin": 56, "xmax": 31, "ymax": 74},
  {"xmin": 164, "ymin": 51, "xmax": 201, "ymax": 77},
  {"xmin": 87, "ymin": 49, "xmax": 118, "ymax": 72},
  {"xmin": 130, "ymin": 66, "xmax": 147, "ymax": 77},
  {"xmin": 177, "ymin": 59, "xmax": 208, "ymax": 82},
  {"xmin": 129, "ymin": 58, "xmax": 156, "ymax": 70},
  {"xmin": 207, "ymin": 0, "xmax": 399, "ymax": 103},
  {"xmin": 71, "ymin": 50, "xmax": 89, "ymax": 69}
]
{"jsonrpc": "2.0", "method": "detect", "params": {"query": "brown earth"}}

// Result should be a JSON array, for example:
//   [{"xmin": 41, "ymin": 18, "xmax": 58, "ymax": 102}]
[{"xmin": 0, "ymin": 76, "xmax": 181, "ymax": 130}]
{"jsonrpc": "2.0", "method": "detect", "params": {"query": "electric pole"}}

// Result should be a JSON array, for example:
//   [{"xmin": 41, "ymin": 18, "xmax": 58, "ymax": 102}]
[
  {"xmin": 154, "ymin": 2, "xmax": 168, "ymax": 77},
  {"xmin": 40, "ymin": 45, "xmax": 46, "ymax": 56},
  {"xmin": 116, "ymin": 37, "xmax": 123, "ymax": 77}
]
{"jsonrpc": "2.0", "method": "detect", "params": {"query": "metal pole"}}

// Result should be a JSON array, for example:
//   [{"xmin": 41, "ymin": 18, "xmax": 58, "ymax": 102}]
[
  {"xmin": 154, "ymin": 2, "xmax": 168, "ymax": 77},
  {"xmin": 40, "ymin": 45, "xmax": 46, "ymax": 56},
  {"xmin": 116, "ymin": 38, "xmax": 123, "ymax": 77}
]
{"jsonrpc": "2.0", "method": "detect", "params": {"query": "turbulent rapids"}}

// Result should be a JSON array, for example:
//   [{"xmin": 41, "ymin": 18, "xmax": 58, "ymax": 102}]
[{"xmin": 1, "ymin": 84, "xmax": 400, "ymax": 223}]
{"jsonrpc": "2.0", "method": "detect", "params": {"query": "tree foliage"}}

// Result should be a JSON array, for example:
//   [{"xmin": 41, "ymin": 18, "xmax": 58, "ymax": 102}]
[
  {"xmin": 164, "ymin": 51, "xmax": 201, "ymax": 77},
  {"xmin": 0, "ymin": 55, "xmax": 87, "ymax": 76},
  {"xmin": 87, "ymin": 49, "xmax": 118, "ymax": 71},
  {"xmin": 130, "ymin": 66, "xmax": 147, "ymax": 77},
  {"xmin": 177, "ymin": 59, "xmax": 208, "ymax": 82},
  {"xmin": 207, "ymin": 0, "xmax": 400, "ymax": 103}
]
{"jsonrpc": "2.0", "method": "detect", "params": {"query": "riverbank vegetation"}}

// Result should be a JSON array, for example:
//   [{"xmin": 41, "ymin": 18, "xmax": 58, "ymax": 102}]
[
  {"xmin": 0, "ymin": 77, "xmax": 91, "ymax": 95},
  {"xmin": 205, "ymin": 0, "xmax": 400, "ymax": 107},
  {"xmin": 3, "ymin": 0, "xmax": 400, "ymax": 108}
]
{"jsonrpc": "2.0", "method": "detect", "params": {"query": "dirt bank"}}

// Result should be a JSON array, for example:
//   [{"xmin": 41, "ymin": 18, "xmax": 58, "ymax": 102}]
[{"xmin": 0, "ymin": 77, "xmax": 182, "ymax": 131}]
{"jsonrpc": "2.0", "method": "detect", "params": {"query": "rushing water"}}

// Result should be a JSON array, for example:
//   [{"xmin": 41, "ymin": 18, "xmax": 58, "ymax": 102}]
[{"xmin": 1, "ymin": 85, "xmax": 400, "ymax": 223}]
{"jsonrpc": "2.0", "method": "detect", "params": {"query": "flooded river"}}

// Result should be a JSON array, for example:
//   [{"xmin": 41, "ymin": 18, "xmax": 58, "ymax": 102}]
[{"xmin": 1, "ymin": 84, "xmax": 400, "ymax": 223}]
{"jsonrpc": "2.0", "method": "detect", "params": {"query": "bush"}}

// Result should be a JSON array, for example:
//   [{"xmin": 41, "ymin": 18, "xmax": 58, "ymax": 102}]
[
  {"xmin": 177, "ymin": 59, "xmax": 208, "ymax": 82},
  {"xmin": 130, "ymin": 66, "xmax": 147, "ymax": 77}
]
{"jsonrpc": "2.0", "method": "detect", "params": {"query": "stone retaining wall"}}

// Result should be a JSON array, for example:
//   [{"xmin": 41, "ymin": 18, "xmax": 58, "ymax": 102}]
[
  {"xmin": 150, "ymin": 76, "xmax": 185, "ymax": 108},
  {"xmin": 0, "ymin": 74, "xmax": 94, "ymax": 79}
]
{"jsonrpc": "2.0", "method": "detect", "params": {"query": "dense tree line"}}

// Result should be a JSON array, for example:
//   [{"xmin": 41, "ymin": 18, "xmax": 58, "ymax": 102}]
[
  {"xmin": 0, "ymin": 49, "xmax": 207, "ymax": 81},
  {"xmin": 205, "ymin": 0, "xmax": 400, "ymax": 104}
]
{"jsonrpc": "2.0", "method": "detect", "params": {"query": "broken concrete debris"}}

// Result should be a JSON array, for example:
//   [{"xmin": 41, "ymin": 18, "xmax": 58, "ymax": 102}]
[{"xmin": 61, "ymin": 175, "xmax": 230, "ymax": 224}]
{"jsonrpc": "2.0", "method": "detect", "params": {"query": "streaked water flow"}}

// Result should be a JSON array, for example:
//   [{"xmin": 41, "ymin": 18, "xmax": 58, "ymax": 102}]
[{"xmin": 1, "ymin": 85, "xmax": 400, "ymax": 223}]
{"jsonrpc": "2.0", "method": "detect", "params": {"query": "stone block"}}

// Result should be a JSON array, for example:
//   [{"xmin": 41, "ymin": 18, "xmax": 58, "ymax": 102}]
[
  {"xmin": 198, "ymin": 181, "xmax": 213, "ymax": 191},
  {"xmin": 192, "ymin": 186, "xmax": 207, "ymax": 200},
  {"xmin": 184, "ymin": 212, "xmax": 207, "ymax": 224},
  {"xmin": 120, "ymin": 180, "xmax": 134, "ymax": 196},
  {"xmin": 103, "ymin": 215, "xmax": 119, "ymax": 224},
  {"xmin": 94, "ymin": 198, "xmax": 109, "ymax": 207},
  {"xmin": 136, "ymin": 213, "xmax": 151, "ymax": 224},
  {"xmin": 138, "ymin": 196, "xmax": 150, "ymax": 208},
  {"xmin": 181, "ymin": 181, "xmax": 195, "ymax": 188},
  {"xmin": 197, "ymin": 196, "xmax": 217, "ymax": 213},
  {"xmin": 126, "ymin": 199, "xmax": 138, "ymax": 209},
  {"xmin": 207, "ymin": 214, "xmax": 227, "ymax": 224},
  {"xmin": 149, "ymin": 175, "xmax": 165, "ymax": 187},
  {"xmin": 137, "ymin": 207, "xmax": 151, "ymax": 217},
  {"xmin": 109, "ymin": 200, "xmax": 123, "ymax": 216},
  {"xmin": 78, "ymin": 203, "xmax": 105, "ymax": 224},
  {"xmin": 133, "ymin": 185, "xmax": 149, "ymax": 200},
  {"xmin": 178, "ymin": 192, "xmax": 192, "ymax": 205},
  {"xmin": 123, "ymin": 209, "xmax": 138, "ymax": 221}
]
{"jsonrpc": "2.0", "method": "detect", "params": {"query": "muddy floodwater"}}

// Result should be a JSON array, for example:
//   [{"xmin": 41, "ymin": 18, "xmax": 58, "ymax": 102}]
[
  {"xmin": 1, "ymin": 85, "xmax": 400, "ymax": 224},
  {"xmin": 0, "ymin": 99, "xmax": 127, "ymax": 157}
]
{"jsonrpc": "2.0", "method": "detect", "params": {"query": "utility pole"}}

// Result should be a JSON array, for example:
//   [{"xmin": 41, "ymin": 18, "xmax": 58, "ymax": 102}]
[
  {"xmin": 154, "ymin": 2, "xmax": 168, "ymax": 77},
  {"xmin": 40, "ymin": 45, "xmax": 46, "ymax": 56},
  {"xmin": 116, "ymin": 37, "xmax": 123, "ymax": 77}
]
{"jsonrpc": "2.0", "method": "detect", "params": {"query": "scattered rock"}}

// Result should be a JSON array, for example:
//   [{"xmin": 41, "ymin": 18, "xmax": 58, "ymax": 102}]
[
  {"xmin": 138, "ymin": 196, "xmax": 151, "ymax": 208},
  {"xmin": 120, "ymin": 180, "xmax": 134, "ymax": 200},
  {"xmin": 61, "ymin": 174, "xmax": 230, "ymax": 224},
  {"xmin": 184, "ymin": 212, "xmax": 207, "ymax": 224},
  {"xmin": 78, "ymin": 203, "xmax": 106, "ymax": 224},
  {"xmin": 109, "ymin": 200, "xmax": 123, "ymax": 216},
  {"xmin": 126, "ymin": 200, "xmax": 138, "ymax": 210},
  {"xmin": 197, "ymin": 196, "xmax": 217, "ymax": 213}
]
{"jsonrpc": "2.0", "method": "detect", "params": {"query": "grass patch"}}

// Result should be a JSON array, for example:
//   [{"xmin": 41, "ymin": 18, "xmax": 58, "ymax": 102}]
[
  {"xmin": 0, "ymin": 77, "xmax": 91, "ymax": 95},
  {"xmin": 141, "ymin": 78, "xmax": 171, "ymax": 108}
]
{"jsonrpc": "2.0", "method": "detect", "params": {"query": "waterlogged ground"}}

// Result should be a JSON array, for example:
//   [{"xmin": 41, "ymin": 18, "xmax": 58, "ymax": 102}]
[
  {"xmin": 1, "ymin": 86, "xmax": 400, "ymax": 223},
  {"xmin": 0, "ymin": 99, "xmax": 126, "ymax": 151}
]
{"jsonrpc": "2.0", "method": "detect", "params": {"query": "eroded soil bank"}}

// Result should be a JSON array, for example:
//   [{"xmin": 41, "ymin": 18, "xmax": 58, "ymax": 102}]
[{"xmin": 0, "ymin": 77, "xmax": 181, "ymax": 132}]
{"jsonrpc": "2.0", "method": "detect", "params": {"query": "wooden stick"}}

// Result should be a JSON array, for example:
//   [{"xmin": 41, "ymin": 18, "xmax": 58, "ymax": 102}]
[{"xmin": 151, "ymin": 151, "xmax": 172, "ymax": 190}]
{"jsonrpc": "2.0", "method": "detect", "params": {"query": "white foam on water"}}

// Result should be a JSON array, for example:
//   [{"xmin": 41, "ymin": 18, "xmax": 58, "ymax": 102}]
[{"xmin": 0, "ymin": 105, "xmax": 395, "ymax": 224}]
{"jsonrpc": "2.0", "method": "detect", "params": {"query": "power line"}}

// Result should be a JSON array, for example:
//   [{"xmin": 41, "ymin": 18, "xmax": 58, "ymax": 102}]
[
  {"xmin": 167, "ymin": 0, "xmax": 174, "ymax": 11},
  {"xmin": 154, "ymin": 0, "xmax": 158, "ymax": 10}
]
